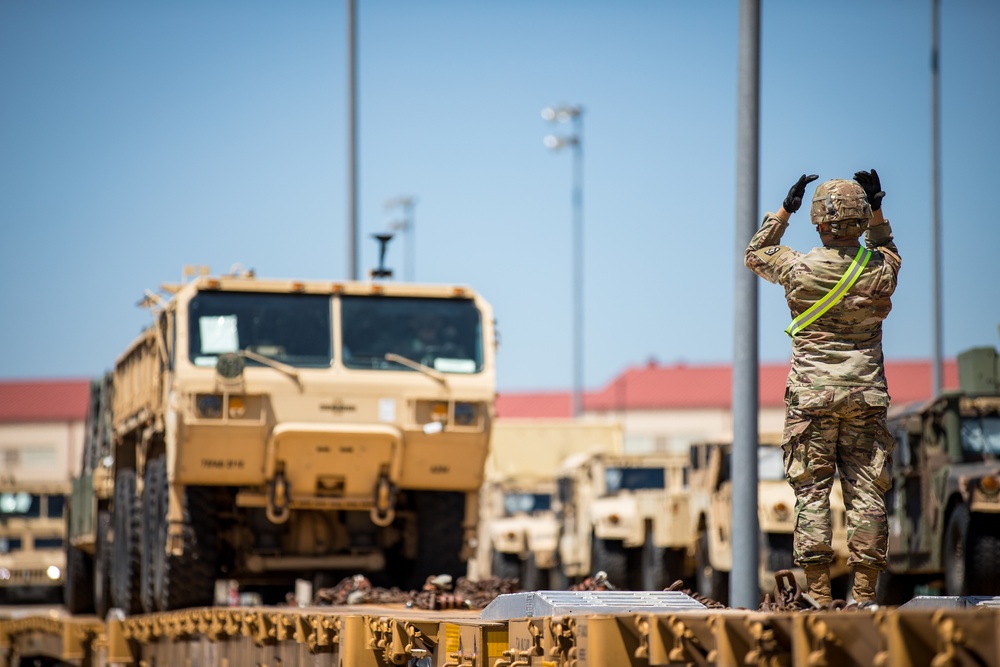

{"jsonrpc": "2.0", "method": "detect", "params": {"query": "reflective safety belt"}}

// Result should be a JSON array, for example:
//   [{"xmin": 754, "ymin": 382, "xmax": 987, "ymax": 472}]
[{"xmin": 785, "ymin": 246, "xmax": 872, "ymax": 337}]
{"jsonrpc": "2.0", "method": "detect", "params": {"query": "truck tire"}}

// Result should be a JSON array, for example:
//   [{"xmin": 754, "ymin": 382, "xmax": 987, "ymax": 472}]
[
  {"xmin": 94, "ymin": 510, "xmax": 112, "ymax": 618},
  {"xmin": 944, "ymin": 504, "xmax": 970, "ymax": 596},
  {"xmin": 141, "ymin": 458, "xmax": 162, "ymax": 614},
  {"xmin": 64, "ymin": 542, "xmax": 95, "ymax": 615},
  {"xmin": 148, "ymin": 458, "xmax": 218, "ymax": 611},
  {"xmin": 967, "ymin": 513, "xmax": 1000, "ymax": 595},
  {"xmin": 696, "ymin": 529, "xmax": 728, "ymax": 604},
  {"xmin": 875, "ymin": 568, "xmax": 915, "ymax": 606},
  {"xmin": 590, "ymin": 534, "xmax": 627, "ymax": 589},
  {"xmin": 764, "ymin": 532, "xmax": 794, "ymax": 575},
  {"xmin": 550, "ymin": 555, "xmax": 569, "ymax": 591},
  {"xmin": 410, "ymin": 491, "xmax": 466, "ymax": 590},
  {"xmin": 636, "ymin": 523, "xmax": 666, "ymax": 590},
  {"xmin": 111, "ymin": 469, "xmax": 143, "ymax": 615},
  {"xmin": 664, "ymin": 548, "xmax": 688, "ymax": 590},
  {"xmin": 491, "ymin": 549, "xmax": 520, "ymax": 582},
  {"xmin": 521, "ymin": 553, "xmax": 544, "ymax": 592}
]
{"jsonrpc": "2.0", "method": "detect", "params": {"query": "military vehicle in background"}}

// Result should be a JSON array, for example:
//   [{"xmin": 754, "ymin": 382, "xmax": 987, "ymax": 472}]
[
  {"xmin": 555, "ymin": 450, "xmax": 692, "ymax": 591},
  {"xmin": 66, "ymin": 266, "xmax": 497, "ymax": 615},
  {"xmin": 473, "ymin": 419, "xmax": 623, "ymax": 590},
  {"xmin": 0, "ymin": 481, "xmax": 69, "ymax": 604},
  {"xmin": 880, "ymin": 343, "xmax": 1000, "ymax": 603},
  {"xmin": 481, "ymin": 478, "xmax": 560, "ymax": 590},
  {"xmin": 688, "ymin": 439, "xmax": 849, "ymax": 602}
]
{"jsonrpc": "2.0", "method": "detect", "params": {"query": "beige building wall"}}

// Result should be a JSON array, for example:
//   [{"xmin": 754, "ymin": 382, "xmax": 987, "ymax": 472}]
[
  {"xmin": 0, "ymin": 421, "xmax": 84, "ymax": 487},
  {"xmin": 586, "ymin": 406, "xmax": 787, "ymax": 454}
]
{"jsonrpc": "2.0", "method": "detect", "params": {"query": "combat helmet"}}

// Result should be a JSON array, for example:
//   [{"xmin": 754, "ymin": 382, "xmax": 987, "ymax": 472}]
[{"xmin": 810, "ymin": 179, "xmax": 872, "ymax": 237}]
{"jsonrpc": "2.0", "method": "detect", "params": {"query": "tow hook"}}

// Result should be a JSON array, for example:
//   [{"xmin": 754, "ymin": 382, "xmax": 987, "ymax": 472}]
[
  {"xmin": 266, "ymin": 467, "xmax": 291, "ymax": 524},
  {"xmin": 370, "ymin": 473, "xmax": 396, "ymax": 527}
]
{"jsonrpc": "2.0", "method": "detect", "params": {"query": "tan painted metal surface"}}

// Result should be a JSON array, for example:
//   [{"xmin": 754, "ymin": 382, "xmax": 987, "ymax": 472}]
[{"xmin": 6, "ymin": 603, "xmax": 1000, "ymax": 666}]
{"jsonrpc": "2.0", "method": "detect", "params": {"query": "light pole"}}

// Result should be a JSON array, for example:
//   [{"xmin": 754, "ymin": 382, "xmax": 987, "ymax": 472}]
[
  {"xmin": 543, "ymin": 104, "xmax": 584, "ymax": 418},
  {"xmin": 385, "ymin": 196, "xmax": 417, "ymax": 282}
]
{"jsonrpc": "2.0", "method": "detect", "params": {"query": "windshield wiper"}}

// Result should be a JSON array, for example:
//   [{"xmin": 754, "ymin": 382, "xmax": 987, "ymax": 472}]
[
  {"xmin": 241, "ymin": 348, "xmax": 301, "ymax": 386},
  {"xmin": 384, "ymin": 353, "xmax": 447, "ymax": 385}
]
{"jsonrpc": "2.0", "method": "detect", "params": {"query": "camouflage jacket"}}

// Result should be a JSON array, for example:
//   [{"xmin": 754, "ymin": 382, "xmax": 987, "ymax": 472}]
[{"xmin": 745, "ymin": 214, "xmax": 901, "ymax": 389}]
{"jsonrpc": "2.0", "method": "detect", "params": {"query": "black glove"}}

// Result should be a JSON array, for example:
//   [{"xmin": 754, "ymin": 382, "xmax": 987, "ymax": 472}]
[
  {"xmin": 783, "ymin": 174, "xmax": 819, "ymax": 213},
  {"xmin": 854, "ymin": 169, "xmax": 885, "ymax": 211}
]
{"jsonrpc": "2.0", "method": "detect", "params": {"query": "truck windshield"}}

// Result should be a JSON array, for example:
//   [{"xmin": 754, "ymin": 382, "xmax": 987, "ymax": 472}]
[
  {"xmin": 605, "ymin": 467, "xmax": 666, "ymax": 493},
  {"xmin": 188, "ymin": 291, "xmax": 332, "ymax": 368},
  {"xmin": 503, "ymin": 493, "xmax": 552, "ymax": 515},
  {"xmin": 341, "ymin": 296, "xmax": 483, "ymax": 373},
  {"xmin": 961, "ymin": 416, "xmax": 1000, "ymax": 455}
]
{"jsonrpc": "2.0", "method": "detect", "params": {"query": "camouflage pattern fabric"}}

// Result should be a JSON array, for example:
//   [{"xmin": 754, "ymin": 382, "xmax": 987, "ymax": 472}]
[
  {"xmin": 782, "ymin": 386, "xmax": 894, "ymax": 568},
  {"xmin": 745, "ymin": 214, "xmax": 900, "ymax": 389},
  {"xmin": 745, "ymin": 211, "xmax": 902, "ymax": 570}
]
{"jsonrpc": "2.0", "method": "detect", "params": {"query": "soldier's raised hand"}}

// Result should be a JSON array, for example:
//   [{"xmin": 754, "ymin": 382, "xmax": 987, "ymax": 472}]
[
  {"xmin": 854, "ymin": 169, "xmax": 885, "ymax": 211},
  {"xmin": 783, "ymin": 174, "xmax": 819, "ymax": 214}
]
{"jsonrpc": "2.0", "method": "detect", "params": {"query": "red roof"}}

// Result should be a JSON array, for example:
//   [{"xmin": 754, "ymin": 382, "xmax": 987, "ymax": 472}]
[
  {"xmin": 0, "ymin": 379, "xmax": 91, "ymax": 424},
  {"xmin": 497, "ymin": 359, "xmax": 960, "ymax": 419}
]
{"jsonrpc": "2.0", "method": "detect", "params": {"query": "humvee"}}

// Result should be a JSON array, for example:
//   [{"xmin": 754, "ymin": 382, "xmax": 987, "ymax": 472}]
[
  {"xmin": 555, "ymin": 451, "xmax": 692, "ymax": 591},
  {"xmin": 880, "ymin": 344, "xmax": 1000, "ymax": 603}
]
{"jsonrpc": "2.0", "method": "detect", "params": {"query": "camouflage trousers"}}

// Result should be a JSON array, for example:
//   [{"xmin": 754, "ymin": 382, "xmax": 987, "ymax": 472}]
[{"xmin": 782, "ymin": 385, "xmax": 895, "ymax": 570}]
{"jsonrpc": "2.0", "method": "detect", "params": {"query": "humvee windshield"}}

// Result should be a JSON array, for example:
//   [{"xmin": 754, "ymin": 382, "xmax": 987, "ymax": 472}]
[
  {"xmin": 503, "ymin": 492, "xmax": 552, "ymax": 515},
  {"xmin": 341, "ymin": 296, "xmax": 483, "ymax": 373},
  {"xmin": 605, "ymin": 467, "xmax": 666, "ymax": 493},
  {"xmin": 188, "ymin": 291, "xmax": 332, "ymax": 368},
  {"xmin": 961, "ymin": 416, "xmax": 1000, "ymax": 455},
  {"xmin": 758, "ymin": 447, "xmax": 786, "ymax": 481}
]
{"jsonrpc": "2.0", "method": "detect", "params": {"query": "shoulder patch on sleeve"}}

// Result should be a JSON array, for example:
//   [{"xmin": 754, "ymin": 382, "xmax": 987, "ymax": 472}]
[
  {"xmin": 753, "ymin": 245, "xmax": 792, "ymax": 266},
  {"xmin": 878, "ymin": 247, "xmax": 901, "ymax": 265}
]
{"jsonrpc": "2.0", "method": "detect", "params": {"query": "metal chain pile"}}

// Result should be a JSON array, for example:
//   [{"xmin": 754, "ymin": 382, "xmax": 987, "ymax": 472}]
[
  {"xmin": 312, "ymin": 569, "xmax": 875, "ymax": 614},
  {"xmin": 665, "ymin": 580, "xmax": 727, "ymax": 609},
  {"xmin": 758, "ymin": 569, "xmax": 871, "ymax": 612},
  {"xmin": 313, "ymin": 573, "xmax": 519, "ymax": 610}
]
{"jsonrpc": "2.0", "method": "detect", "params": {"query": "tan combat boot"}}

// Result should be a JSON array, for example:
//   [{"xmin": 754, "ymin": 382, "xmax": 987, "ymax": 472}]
[
  {"xmin": 803, "ymin": 564, "xmax": 832, "ymax": 607},
  {"xmin": 852, "ymin": 565, "xmax": 879, "ymax": 604}
]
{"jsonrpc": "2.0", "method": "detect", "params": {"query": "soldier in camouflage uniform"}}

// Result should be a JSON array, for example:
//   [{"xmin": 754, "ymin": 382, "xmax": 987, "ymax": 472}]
[{"xmin": 744, "ymin": 170, "xmax": 901, "ymax": 605}]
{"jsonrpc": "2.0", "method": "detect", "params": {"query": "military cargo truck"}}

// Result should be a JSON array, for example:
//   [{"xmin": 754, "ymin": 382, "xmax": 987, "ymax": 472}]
[
  {"xmin": 555, "ymin": 450, "xmax": 691, "ymax": 591},
  {"xmin": 880, "ymin": 344, "xmax": 1000, "ymax": 603},
  {"xmin": 688, "ymin": 440, "xmax": 850, "ymax": 602},
  {"xmin": 66, "ymin": 268, "xmax": 497, "ymax": 614},
  {"xmin": 473, "ymin": 420, "xmax": 624, "ymax": 590}
]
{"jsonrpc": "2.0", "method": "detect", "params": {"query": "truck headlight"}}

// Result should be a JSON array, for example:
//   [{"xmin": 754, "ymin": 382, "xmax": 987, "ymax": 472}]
[
  {"xmin": 773, "ymin": 501, "xmax": 791, "ymax": 521},
  {"xmin": 196, "ymin": 394, "xmax": 223, "ymax": 419},
  {"xmin": 454, "ymin": 402, "xmax": 479, "ymax": 426},
  {"xmin": 46, "ymin": 565, "xmax": 61, "ymax": 580}
]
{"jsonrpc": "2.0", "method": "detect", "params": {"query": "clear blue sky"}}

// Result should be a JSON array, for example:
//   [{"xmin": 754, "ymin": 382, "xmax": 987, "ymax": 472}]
[{"xmin": 1, "ymin": 1, "xmax": 998, "ymax": 393}]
